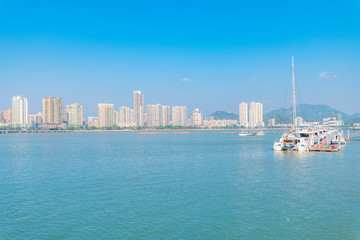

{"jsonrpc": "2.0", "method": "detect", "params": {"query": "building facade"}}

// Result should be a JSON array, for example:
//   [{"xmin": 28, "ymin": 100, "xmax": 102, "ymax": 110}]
[
  {"xmin": 12, "ymin": 96, "xmax": 28, "ymax": 126},
  {"xmin": 118, "ymin": 106, "xmax": 135, "ymax": 127},
  {"xmin": 66, "ymin": 103, "xmax": 84, "ymax": 126},
  {"xmin": 323, "ymin": 117, "xmax": 343, "ymax": 126},
  {"xmin": 4, "ymin": 108, "xmax": 12, "ymax": 123},
  {"xmin": 162, "ymin": 105, "xmax": 170, "ymax": 127},
  {"xmin": 98, "ymin": 104, "xmax": 114, "ymax": 128},
  {"xmin": 28, "ymin": 113, "xmax": 42, "ymax": 127},
  {"xmin": 248, "ymin": 102, "xmax": 264, "ymax": 127},
  {"xmin": 42, "ymin": 97, "xmax": 63, "ymax": 124},
  {"xmin": 191, "ymin": 108, "xmax": 202, "ymax": 127},
  {"xmin": 134, "ymin": 91, "xmax": 144, "ymax": 127},
  {"xmin": 146, "ymin": 104, "xmax": 162, "ymax": 127},
  {"xmin": 239, "ymin": 102, "xmax": 248, "ymax": 127},
  {"xmin": 87, "ymin": 117, "xmax": 98, "ymax": 128},
  {"xmin": 172, "ymin": 106, "xmax": 187, "ymax": 126}
]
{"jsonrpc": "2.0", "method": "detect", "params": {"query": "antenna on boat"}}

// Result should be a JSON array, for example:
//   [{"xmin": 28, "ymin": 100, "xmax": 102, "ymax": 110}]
[{"xmin": 292, "ymin": 56, "xmax": 297, "ymax": 131}]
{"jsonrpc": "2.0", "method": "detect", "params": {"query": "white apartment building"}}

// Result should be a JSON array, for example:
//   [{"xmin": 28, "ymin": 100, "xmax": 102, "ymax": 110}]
[
  {"xmin": 66, "ymin": 103, "xmax": 83, "ymax": 126},
  {"xmin": 98, "ymin": 103, "xmax": 114, "ymax": 127},
  {"xmin": 118, "ymin": 106, "xmax": 135, "ymax": 127},
  {"xmin": 248, "ymin": 102, "xmax": 264, "ymax": 127},
  {"xmin": 191, "ymin": 108, "xmax": 202, "ymax": 127},
  {"xmin": 146, "ymin": 104, "xmax": 162, "ymax": 127},
  {"xmin": 134, "ymin": 91, "xmax": 144, "ymax": 127},
  {"xmin": 162, "ymin": 105, "xmax": 170, "ymax": 127},
  {"xmin": 239, "ymin": 102, "xmax": 248, "ymax": 127},
  {"xmin": 12, "ymin": 96, "xmax": 28, "ymax": 127},
  {"xmin": 203, "ymin": 119, "xmax": 238, "ymax": 128},
  {"xmin": 172, "ymin": 106, "xmax": 187, "ymax": 126}
]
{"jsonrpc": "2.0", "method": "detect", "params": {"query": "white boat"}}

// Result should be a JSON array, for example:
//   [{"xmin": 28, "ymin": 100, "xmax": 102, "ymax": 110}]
[
  {"xmin": 239, "ymin": 130, "xmax": 253, "ymax": 136},
  {"xmin": 255, "ymin": 130, "xmax": 265, "ymax": 136},
  {"xmin": 239, "ymin": 130, "xmax": 264, "ymax": 136},
  {"xmin": 273, "ymin": 57, "xmax": 342, "ymax": 152}
]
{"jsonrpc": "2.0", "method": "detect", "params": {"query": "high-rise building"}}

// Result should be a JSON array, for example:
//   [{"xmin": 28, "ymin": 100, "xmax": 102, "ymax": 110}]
[
  {"xmin": 191, "ymin": 108, "xmax": 202, "ymax": 127},
  {"xmin": 146, "ymin": 104, "xmax": 162, "ymax": 127},
  {"xmin": 172, "ymin": 106, "xmax": 187, "ymax": 126},
  {"xmin": 162, "ymin": 105, "xmax": 170, "ymax": 127},
  {"xmin": 42, "ymin": 97, "xmax": 63, "ymax": 124},
  {"xmin": 4, "ymin": 108, "xmax": 12, "ymax": 123},
  {"xmin": 134, "ymin": 91, "xmax": 144, "ymax": 127},
  {"xmin": 118, "ymin": 106, "xmax": 134, "ymax": 127},
  {"xmin": 62, "ymin": 108, "xmax": 68, "ymax": 122},
  {"xmin": 113, "ymin": 110, "xmax": 120, "ymax": 126},
  {"xmin": 0, "ymin": 111, "xmax": 3, "ymax": 123},
  {"xmin": 12, "ymin": 96, "xmax": 28, "ymax": 126},
  {"xmin": 66, "ymin": 103, "xmax": 84, "ymax": 126},
  {"xmin": 249, "ymin": 102, "xmax": 264, "ymax": 127},
  {"xmin": 98, "ymin": 104, "xmax": 114, "ymax": 127},
  {"xmin": 239, "ymin": 102, "xmax": 248, "ymax": 127}
]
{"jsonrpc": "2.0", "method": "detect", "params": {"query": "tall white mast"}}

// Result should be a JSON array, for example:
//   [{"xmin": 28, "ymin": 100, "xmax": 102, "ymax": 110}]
[{"xmin": 292, "ymin": 56, "xmax": 296, "ymax": 129}]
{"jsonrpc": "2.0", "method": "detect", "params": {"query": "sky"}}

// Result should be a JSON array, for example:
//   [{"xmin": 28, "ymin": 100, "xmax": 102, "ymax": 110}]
[{"xmin": 0, "ymin": 0, "xmax": 359, "ymax": 117}]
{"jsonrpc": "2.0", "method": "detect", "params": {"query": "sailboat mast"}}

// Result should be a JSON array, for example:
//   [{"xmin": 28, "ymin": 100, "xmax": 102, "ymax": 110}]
[{"xmin": 292, "ymin": 56, "xmax": 296, "ymax": 129}]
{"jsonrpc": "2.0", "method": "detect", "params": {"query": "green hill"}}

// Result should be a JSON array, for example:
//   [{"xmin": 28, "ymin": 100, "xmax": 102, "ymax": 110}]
[{"xmin": 210, "ymin": 111, "xmax": 238, "ymax": 120}]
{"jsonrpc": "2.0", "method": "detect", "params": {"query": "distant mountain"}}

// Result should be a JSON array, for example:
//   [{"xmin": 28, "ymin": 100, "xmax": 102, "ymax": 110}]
[
  {"xmin": 210, "ymin": 104, "xmax": 359, "ymax": 125},
  {"xmin": 264, "ymin": 104, "xmax": 359, "ymax": 124},
  {"xmin": 351, "ymin": 113, "xmax": 360, "ymax": 119},
  {"xmin": 210, "ymin": 111, "xmax": 238, "ymax": 120}
]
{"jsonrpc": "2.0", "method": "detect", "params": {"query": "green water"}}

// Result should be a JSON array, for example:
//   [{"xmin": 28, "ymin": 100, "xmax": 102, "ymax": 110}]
[{"xmin": 0, "ymin": 132, "xmax": 359, "ymax": 239}]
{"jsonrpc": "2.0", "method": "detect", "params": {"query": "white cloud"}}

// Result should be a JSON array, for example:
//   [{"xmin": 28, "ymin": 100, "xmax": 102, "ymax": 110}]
[
  {"xmin": 319, "ymin": 72, "xmax": 337, "ymax": 79},
  {"xmin": 181, "ymin": 78, "xmax": 191, "ymax": 82}
]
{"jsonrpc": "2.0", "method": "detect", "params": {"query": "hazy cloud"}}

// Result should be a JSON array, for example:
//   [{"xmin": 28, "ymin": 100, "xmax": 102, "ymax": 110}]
[
  {"xmin": 181, "ymin": 78, "xmax": 191, "ymax": 82},
  {"xmin": 319, "ymin": 72, "xmax": 337, "ymax": 79}
]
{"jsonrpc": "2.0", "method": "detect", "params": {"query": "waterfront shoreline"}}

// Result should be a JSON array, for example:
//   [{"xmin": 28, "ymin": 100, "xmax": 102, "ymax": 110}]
[{"xmin": 1, "ymin": 128, "xmax": 350, "ymax": 135}]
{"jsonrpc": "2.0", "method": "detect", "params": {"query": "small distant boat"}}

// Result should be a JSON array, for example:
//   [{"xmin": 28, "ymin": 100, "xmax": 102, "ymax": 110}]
[
  {"xmin": 239, "ymin": 130, "xmax": 264, "ymax": 136},
  {"xmin": 239, "ymin": 130, "xmax": 253, "ymax": 136},
  {"xmin": 255, "ymin": 130, "xmax": 265, "ymax": 136}
]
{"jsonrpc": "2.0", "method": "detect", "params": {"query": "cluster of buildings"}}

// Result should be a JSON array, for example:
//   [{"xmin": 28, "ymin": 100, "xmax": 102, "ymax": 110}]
[
  {"xmin": 13, "ymin": 93, "xmax": 348, "ymax": 129},
  {"xmin": 93, "ymin": 91, "xmax": 194, "ymax": 128},
  {"xmin": 238, "ymin": 102, "xmax": 264, "ymax": 127},
  {"xmin": 2, "ymin": 91, "xmax": 259, "ymax": 129},
  {"xmin": 267, "ymin": 116, "xmax": 344, "ymax": 127},
  {"xmin": 0, "ymin": 96, "xmax": 83, "ymax": 128}
]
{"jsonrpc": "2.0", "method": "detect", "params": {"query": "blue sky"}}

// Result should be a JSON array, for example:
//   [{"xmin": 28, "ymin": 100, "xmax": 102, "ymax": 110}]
[{"xmin": 0, "ymin": 0, "xmax": 359, "ymax": 116}]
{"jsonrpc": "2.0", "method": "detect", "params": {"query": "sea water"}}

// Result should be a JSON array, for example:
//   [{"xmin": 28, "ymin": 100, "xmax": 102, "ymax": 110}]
[{"xmin": 0, "ymin": 132, "xmax": 359, "ymax": 239}]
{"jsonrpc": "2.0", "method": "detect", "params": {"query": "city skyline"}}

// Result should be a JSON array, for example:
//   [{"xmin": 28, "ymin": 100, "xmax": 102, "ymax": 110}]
[
  {"xmin": 0, "ymin": 92, "xmax": 359, "ymax": 122},
  {"xmin": 0, "ymin": 93, "xmax": 349, "ymax": 129},
  {"xmin": 0, "ymin": 92, "xmax": 272, "ymax": 118},
  {"xmin": 0, "ymin": 1, "xmax": 359, "ymax": 115},
  {"xmin": 1, "ymin": 92, "xmax": 249, "ymax": 128}
]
